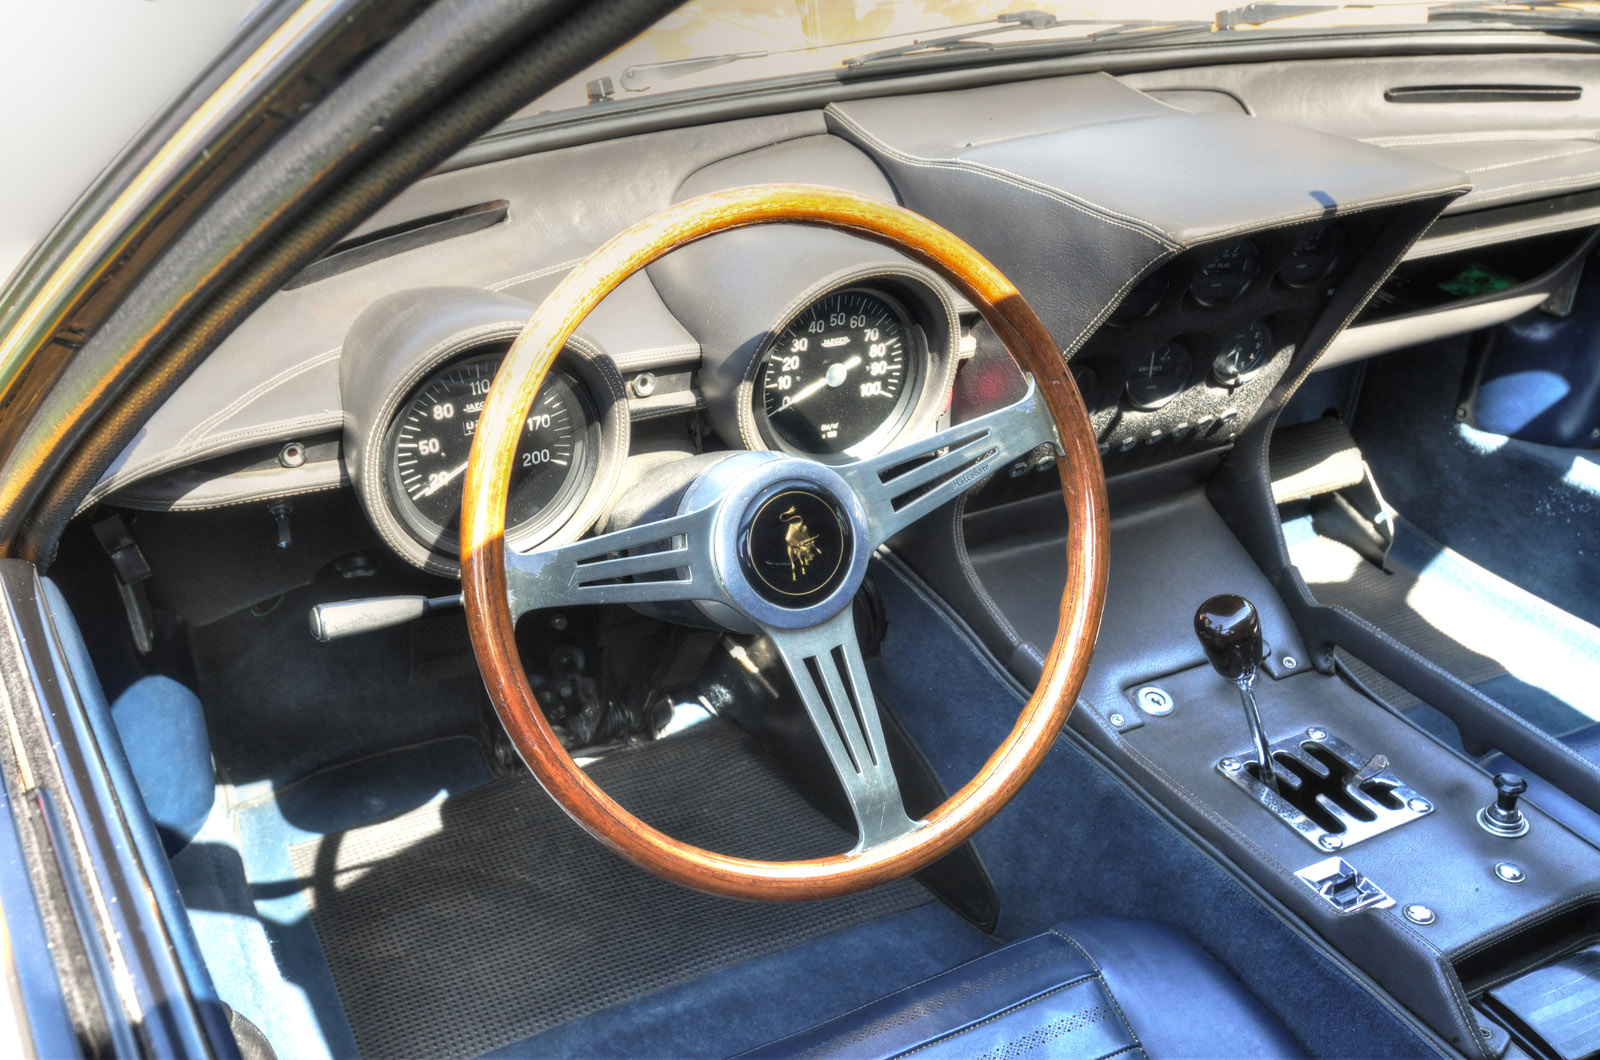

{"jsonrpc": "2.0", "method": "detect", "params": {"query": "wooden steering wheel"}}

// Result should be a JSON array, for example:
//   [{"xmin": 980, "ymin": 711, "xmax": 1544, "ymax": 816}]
[{"xmin": 461, "ymin": 185, "xmax": 1108, "ymax": 901}]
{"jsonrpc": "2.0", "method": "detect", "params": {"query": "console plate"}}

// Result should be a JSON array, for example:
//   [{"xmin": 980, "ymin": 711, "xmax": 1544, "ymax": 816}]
[{"xmin": 1218, "ymin": 727, "xmax": 1432, "ymax": 850}]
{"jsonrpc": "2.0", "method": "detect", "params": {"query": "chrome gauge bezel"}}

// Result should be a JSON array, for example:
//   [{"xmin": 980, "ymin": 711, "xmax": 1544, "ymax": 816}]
[
  {"xmin": 739, "ymin": 271, "xmax": 960, "ymax": 465},
  {"xmin": 354, "ymin": 325, "xmax": 629, "ymax": 578},
  {"xmin": 381, "ymin": 352, "xmax": 602, "ymax": 558}
]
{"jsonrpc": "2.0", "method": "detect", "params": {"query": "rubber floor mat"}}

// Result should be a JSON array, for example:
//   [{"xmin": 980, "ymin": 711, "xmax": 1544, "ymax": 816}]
[{"xmin": 289, "ymin": 722, "xmax": 929, "ymax": 1060}]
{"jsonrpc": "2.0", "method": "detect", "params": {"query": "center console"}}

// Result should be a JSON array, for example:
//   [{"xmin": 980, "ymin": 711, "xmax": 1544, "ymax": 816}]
[{"xmin": 935, "ymin": 483, "xmax": 1600, "ymax": 1060}]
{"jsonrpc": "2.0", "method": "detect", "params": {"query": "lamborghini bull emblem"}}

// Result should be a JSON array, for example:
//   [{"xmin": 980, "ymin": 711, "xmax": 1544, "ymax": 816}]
[{"xmin": 779, "ymin": 506, "xmax": 821, "ymax": 581}]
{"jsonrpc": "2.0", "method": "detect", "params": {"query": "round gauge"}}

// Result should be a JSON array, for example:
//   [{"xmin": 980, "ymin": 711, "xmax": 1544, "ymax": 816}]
[
  {"xmin": 1280, "ymin": 224, "xmax": 1345, "ymax": 288},
  {"xmin": 385, "ymin": 352, "xmax": 597, "ymax": 550},
  {"xmin": 1191, "ymin": 241, "xmax": 1262, "ymax": 308},
  {"xmin": 757, "ymin": 288, "xmax": 917, "ymax": 455},
  {"xmin": 1212, "ymin": 321, "xmax": 1274, "ymax": 386},
  {"xmin": 1126, "ymin": 343, "xmax": 1193, "ymax": 410},
  {"xmin": 1108, "ymin": 268, "xmax": 1169, "ymax": 326}
]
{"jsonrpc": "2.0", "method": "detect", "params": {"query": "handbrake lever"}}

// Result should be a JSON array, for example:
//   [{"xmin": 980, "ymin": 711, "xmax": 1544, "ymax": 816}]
[{"xmin": 309, "ymin": 593, "xmax": 462, "ymax": 642}]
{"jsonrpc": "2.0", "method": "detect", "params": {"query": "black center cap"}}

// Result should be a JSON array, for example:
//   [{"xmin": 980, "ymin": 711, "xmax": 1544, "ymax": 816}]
[{"xmin": 741, "ymin": 488, "xmax": 851, "ymax": 606}]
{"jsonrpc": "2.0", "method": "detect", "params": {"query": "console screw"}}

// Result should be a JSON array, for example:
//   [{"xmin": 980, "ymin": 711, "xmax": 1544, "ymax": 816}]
[
  {"xmin": 1403, "ymin": 904, "xmax": 1436, "ymax": 925},
  {"xmin": 1317, "ymin": 834, "xmax": 1343, "ymax": 851},
  {"xmin": 1221, "ymin": 758, "xmax": 1241, "ymax": 772},
  {"xmin": 1408, "ymin": 797, "xmax": 1433, "ymax": 814},
  {"xmin": 1108, "ymin": 712, "xmax": 1127, "ymax": 728},
  {"xmin": 1307, "ymin": 727, "xmax": 1328, "ymax": 741},
  {"xmin": 631, "ymin": 372, "xmax": 656, "ymax": 398},
  {"xmin": 278, "ymin": 441, "xmax": 307, "ymax": 468},
  {"xmin": 1494, "ymin": 862, "xmax": 1526, "ymax": 884},
  {"xmin": 1282, "ymin": 656, "xmax": 1298, "ymax": 670}
]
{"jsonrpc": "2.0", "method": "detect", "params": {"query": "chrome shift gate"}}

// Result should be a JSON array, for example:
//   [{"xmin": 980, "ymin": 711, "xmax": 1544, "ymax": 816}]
[{"xmin": 1218, "ymin": 727, "xmax": 1433, "ymax": 850}]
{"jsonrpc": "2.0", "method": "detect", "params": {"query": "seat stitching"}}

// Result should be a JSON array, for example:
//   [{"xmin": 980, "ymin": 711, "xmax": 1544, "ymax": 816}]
[
  {"xmin": 1049, "ymin": 931, "xmax": 1148, "ymax": 1056},
  {"xmin": 890, "ymin": 977, "xmax": 1118, "ymax": 1059}
]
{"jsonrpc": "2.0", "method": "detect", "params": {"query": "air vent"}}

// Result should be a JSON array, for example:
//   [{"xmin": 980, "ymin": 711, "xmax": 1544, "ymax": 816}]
[
  {"xmin": 1384, "ymin": 84, "xmax": 1582, "ymax": 104},
  {"xmin": 287, "ymin": 200, "xmax": 509, "ymax": 289}
]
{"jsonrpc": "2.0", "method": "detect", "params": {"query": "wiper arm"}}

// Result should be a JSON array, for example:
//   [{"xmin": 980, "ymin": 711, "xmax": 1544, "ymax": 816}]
[
  {"xmin": 844, "ymin": 10, "xmax": 1068, "ymax": 66},
  {"xmin": 845, "ymin": 12, "xmax": 1214, "ymax": 67},
  {"xmin": 1426, "ymin": 1, "xmax": 1600, "ymax": 28},
  {"xmin": 1215, "ymin": 1, "xmax": 1600, "ymax": 31},
  {"xmin": 1214, "ymin": 4, "xmax": 1349, "ymax": 31},
  {"xmin": 587, "ymin": 51, "xmax": 769, "ymax": 101}
]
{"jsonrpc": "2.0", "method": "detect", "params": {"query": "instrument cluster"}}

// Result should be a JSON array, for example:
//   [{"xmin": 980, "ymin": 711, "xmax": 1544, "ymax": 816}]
[
  {"xmin": 344, "ymin": 273, "xmax": 960, "ymax": 576},
  {"xmin": 1069, "ymin": 216, "xmax": 1375, "ymax": 468}
]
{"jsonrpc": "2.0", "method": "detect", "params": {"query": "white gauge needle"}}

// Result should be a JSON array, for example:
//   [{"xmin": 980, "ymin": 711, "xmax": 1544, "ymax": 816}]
[
  {"xmin": 782, "ymin": 356, "xmax": 861, "ymax": 410},
  {"xmin": 416, "ymin": 460, "xmax": 469, "ymax": 498}
]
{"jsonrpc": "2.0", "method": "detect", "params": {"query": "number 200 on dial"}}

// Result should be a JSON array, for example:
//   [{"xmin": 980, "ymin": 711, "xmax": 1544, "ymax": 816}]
[{"xmin": 386, "ymin": 352, "xmax": 595, "ymax": 547}]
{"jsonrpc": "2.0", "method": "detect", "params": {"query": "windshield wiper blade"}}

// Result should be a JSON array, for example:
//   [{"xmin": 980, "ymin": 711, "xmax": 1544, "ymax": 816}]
[
  {"xmin": 843, "ymin": 10, "xmax": 1075, "ymax": 66},
  {"xmin": 1426, "ymin": 1, "xmax": 1600, "ymax": 27}
]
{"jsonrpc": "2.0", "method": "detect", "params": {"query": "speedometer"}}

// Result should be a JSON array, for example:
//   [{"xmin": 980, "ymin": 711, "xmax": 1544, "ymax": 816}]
[
  {"xmin": 385, "ymin": 352, "xmax": 597, "ymax": 550},
  {"xmin": 756, "ymin": 288, "xmax": 917, "ymax": 456}
]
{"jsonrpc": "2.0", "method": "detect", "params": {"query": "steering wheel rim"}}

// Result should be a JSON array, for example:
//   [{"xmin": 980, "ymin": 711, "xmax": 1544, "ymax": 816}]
[{"xmin": 461, "ymin": 184, "xmax": 1108, "ymax": 901}]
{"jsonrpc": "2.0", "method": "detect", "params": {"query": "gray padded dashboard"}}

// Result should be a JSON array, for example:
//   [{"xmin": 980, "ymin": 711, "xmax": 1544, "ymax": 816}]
[{"xmin": 87, "ymin": 71, "xmax": 1467, "ymax": 535}]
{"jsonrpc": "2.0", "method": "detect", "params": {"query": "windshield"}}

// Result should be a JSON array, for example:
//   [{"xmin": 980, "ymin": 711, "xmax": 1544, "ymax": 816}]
[{"xmin": 516, "ymin": 1, "xmax": 1598, "ymax": 117}]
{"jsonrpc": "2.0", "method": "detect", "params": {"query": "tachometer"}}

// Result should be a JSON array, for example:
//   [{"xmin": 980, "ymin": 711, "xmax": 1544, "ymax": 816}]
[
  {"xmin": 385, "ymin": 352, "xmax": 597, "ymax": 550},
  {"xmin": 757, "ymin": 288, "xmax": 917, "ymax": 455}
]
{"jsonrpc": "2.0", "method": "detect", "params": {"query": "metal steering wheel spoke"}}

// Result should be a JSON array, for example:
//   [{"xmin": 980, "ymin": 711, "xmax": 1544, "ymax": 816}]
[
  {"xmin": 504, "ymin": 504, "xmax": 726, "ymax": 616},
  {"xmin": 767, "ymin": 608, "xmax": 920, "ymax": 851},
  {"xmin": 839, "ymin": 376, "xmax": 1060, "ymax": 546}
]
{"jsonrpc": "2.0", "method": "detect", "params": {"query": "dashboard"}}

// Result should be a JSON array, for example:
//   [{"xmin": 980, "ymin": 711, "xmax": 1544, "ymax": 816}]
[{"xmin": 76, "ymin": 70, "xmax": 1476, "ymax": 593}]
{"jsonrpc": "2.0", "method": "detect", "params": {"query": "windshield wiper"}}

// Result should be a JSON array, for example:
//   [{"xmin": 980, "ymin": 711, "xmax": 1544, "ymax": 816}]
[
  {"xmin": 843, "ymin": 12, "xmax": 1212, "ymax": 67},
  {"xmin": 1426, "ymin": 1, "xmax": 1600, "ymax": 28},
  {"xmin": 1215, "ymin": 1, "xmax": 1600, "ymax": 31}
]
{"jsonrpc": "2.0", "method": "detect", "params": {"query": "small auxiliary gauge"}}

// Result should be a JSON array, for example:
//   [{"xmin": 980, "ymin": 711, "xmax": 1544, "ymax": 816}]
[
  {"xmin": 1126, "ymin": 343, "xmax": 1192, "ymax": 410},
  {"xmin": 1281, "ymin": 224, "xmax": 1345, "ymax": 288},
  {"xmin": 1191, "ymin": 241, "xmax": 1261, "ymax": 308},
  {"xmin": 1212, "ymin": 321, "xmax": 1273, "ymax": 387}
]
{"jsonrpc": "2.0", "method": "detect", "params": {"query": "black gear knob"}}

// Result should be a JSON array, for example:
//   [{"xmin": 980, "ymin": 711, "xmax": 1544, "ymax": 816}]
[
  {"xmin": 1195, "ymin": 594, "xmax": 1264, "ymax": 684},
  {"xmin": 1479, "ymin": 772, "xmax": 1530, "ymax": 837}
]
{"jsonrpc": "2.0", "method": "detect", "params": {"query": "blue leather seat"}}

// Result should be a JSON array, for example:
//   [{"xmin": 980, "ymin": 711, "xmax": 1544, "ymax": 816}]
[{"xmin": 741, "ymin": 917, "xmax": 1302, "ymax": 1059}]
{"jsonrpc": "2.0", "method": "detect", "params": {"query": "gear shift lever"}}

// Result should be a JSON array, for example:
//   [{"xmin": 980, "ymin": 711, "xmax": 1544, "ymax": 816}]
[{"xmin": 1195, "ymin": 595, "xmax": 1278, "ymax": 793}]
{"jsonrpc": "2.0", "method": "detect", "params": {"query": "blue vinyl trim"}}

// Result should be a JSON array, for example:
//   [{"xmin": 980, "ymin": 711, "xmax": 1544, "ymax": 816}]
[
  {"xmin": 0, "ymin": 568, "xmax": 234, "ymax": 1060},
  {"xmin": 0, "ymin": 784, "xmax": 79, "ymax": 1059}
]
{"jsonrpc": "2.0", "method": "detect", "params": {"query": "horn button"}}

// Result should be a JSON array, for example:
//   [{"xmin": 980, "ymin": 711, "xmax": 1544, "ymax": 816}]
[{"xmin": 740, "ymin": 487, "xmax": 853, "ymax": 607}]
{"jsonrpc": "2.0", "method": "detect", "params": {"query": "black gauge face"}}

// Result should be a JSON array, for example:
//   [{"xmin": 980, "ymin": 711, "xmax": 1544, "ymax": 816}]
[
  {"xmin": 386, "ymin": 353, "xmax": 596, "ymax": 549},
  {"xmin": 1212, "ymin": 321, "xmax": 1273, "ymax": 386},
  {"xmin": 1126, "ymin": 343, "xmax": 1193, "ymax": 410},
  {"xmin": 1191, "ymin": 241, "xmax": 1261, "ymax": 308},
  {"xmin": 759, "ymin": 288, "xmax": 916, "ymax": 455},
  {"xmin": 1108, "ymin": 268, "xmax": 1169, "ymax": 326},
  {"xmin": 1280, "ymin": 225, "xmax": 1345, "ymax": 288}
]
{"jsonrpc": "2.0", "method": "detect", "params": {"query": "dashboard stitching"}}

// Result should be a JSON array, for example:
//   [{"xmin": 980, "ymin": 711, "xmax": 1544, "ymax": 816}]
[
  {"xmin": 1457, "ymin": 144, "xmax": 1600, "ymax": 175},
  {"xmin": 81, "ymin": 411, "xmax": 343, "ymax": 513},
  {"xmin": 488, "ymin": 256, "xmax": 585, "ymax": 292},
  {"xmin": 174, "ymin": 346, "xmax": 341, "ymax": 450},
  {"xmin": 825, "ymin": 110, "xmax": 1178, "ymax": 248},
  {"xmin": 1368, "ymin": 130, "xmax": 1600, "ymax": 149}
]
